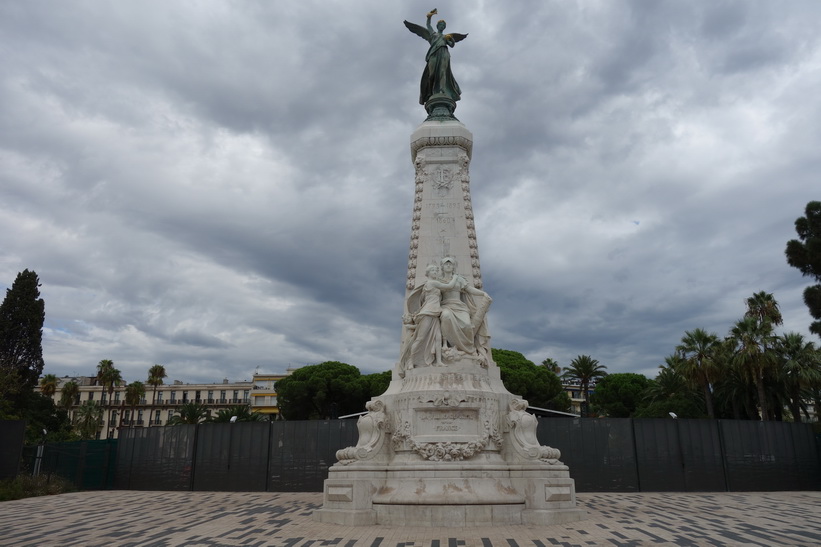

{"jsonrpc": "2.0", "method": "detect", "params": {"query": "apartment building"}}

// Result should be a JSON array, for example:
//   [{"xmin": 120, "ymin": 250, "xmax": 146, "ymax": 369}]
[{"xmin": 41, "ymin": 374, "xmax": 290, "ymax": 439}]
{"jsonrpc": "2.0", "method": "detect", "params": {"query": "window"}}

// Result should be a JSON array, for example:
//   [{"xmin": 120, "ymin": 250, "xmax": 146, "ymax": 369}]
[
  {"xmin": 156, "ymin": 391, "xmax": 163, "ymax": 402},
  {"xmin": 233, "ymin": 390, "xmax": 239, "ymax": 403},
  {"xmin": 154, "ymin": 410, "xmax": 161, "ymax": 424},
  {"xmin": 170, "ymin": 391, "xmax": 177, "ymax": 402},
  {"xmin": 137, "ymin": 410, "xmax": 144, "ymax": 424},
  {"xmin": 195, "ymin": 390, "xmax": 201, "ymax": 402},
  {"xmin": 207, "ymin": 390, "xmax": 214, "ymax": 402},
  {"xmin": 243, "ymin": 390, "xmax": 250, "ymax": 403},
  {"xmin": 182, "ymin": 391, "xmax": 189, "ymax": 403},
  {"xmin": 167, "ymin": 410, "xmax": 174, "ymax": 422},
  {"xmin": 114, "ymin": 391, "xmax": 120, "ymax": 402},
  {"xmin": 220, "ymin": 390, "xmax": 226, "ymax": 402},
  {"xmin": 88, "ymin": 392, "xmax": 94, "ymax": 401}
]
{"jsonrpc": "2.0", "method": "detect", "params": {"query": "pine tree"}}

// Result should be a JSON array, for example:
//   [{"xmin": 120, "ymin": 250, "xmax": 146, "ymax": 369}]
[
  {"xmin": 785, "ymin": 201, "xmax": 821, "ymax": 336},
  {"xmin": 0, "ymin": 270, "xmax": 46, "ymax": 397}
]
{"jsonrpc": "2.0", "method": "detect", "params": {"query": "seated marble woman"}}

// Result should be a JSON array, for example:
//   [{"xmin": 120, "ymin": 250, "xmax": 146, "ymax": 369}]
[{"xmin": 399, "ymin": 264, "xmax": 458, "ymax": 374}]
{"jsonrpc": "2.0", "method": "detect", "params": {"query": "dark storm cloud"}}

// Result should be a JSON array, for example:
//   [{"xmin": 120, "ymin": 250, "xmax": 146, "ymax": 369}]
[{"xmin": 1, "ymin": 1, "xmax": 819, "ymax": 384}]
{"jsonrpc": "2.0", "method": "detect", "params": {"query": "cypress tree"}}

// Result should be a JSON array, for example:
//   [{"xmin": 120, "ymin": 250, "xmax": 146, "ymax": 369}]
[{"xmin": 0, "ymin": 269, "xmax": 46, "ymax": 393}]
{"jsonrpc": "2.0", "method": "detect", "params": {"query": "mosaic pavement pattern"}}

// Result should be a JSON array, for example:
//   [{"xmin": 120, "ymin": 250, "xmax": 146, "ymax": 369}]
[{"xmin": 1, "ymin": 491, "xmax": 819, "ymax": 546}]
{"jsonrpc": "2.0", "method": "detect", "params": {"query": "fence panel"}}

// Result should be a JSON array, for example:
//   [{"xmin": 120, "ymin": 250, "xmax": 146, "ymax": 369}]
[
  {"xmin": 721, "ymin": 420, "xmax": 820, "ymax": 491},
  {"xmin": 192, "ymin": 422, "xmax": 270, "ymax": 491},
  {"xmin": 633, "ymin": 419, "xmax": 685, "ymax": 491},
  {"xmin": 41, "ymin": 440, "xmax": 117, "ymax": 489},
  {"xmin": 633, "ymin": 419, "xmax": 726, "ymax": 491},
  {"xmin": 117, "ymin": 426, "xmax": 196, "ymax": 490},
  {"xmin": 0, "ymin": 420, "xmax": 26, "ymax": 480},
  {"xmin": 109, "ymin": 419, "xmax": 820, "ymax": 493},
  {"xmin": 678, "ymin": 419, "xmax": 727, "ymax": 491},
  {"xmin": 539, "ymin": 418, "xmax": 640, "ymax": 492},
  {"xmin": 268, "ymin": 420, "xmax": 349, "ymax": 492}
]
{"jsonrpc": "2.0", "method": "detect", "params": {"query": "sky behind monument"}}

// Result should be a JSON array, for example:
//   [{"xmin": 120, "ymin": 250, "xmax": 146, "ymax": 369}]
[{"xmin": 1, "ymin": 1, "xmax": 819, "ymax": 384}]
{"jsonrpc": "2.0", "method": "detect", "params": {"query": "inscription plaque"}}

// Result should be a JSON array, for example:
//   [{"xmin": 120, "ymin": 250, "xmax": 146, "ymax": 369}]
[{"xmin": 414, "ymin": 408, "xmax": 480, "ymax": 442}]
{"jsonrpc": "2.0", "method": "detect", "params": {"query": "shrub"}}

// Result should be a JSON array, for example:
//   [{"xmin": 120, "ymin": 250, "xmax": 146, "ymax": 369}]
[{"xmin": 0, "ymin": 473, "xmax": 76, "ymax": 501}]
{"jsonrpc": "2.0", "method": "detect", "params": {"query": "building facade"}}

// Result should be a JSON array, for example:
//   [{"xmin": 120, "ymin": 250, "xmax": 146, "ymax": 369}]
[{"xmin": 40, "ymin": 372, "xmax": 290, "ymax": 439}]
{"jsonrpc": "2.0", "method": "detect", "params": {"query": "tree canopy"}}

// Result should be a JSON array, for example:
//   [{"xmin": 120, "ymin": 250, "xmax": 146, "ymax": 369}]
[
  {"xmin": 492, "ymin": 349, "xmax": 570, "ymax": 412},
  {"xmin": 785, "ymin": 200, "xmax": 821, "ymax": 336},
  {"xmin": 167, "ymin": 401, "xmax": 209, "ymax": 425},
  {"xmin": 207, "ymin": 404, "xmax": 266, "ymax": 423},
  {"xmin": 0, "ymin": 269, "xmax": 45, "ymax": 399},
  {"xmin": 275, "ymin": 361, "xmax": 373, "ymax": 420},
  {"xmin": 590, "ymin": 373, "xmax": 651, "ymax": 418}
]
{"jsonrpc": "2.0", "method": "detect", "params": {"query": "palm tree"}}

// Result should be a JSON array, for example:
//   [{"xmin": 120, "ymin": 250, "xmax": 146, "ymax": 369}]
[
  {"xmin": 146, "ymin": 364, "xmax": 167, "ymax": 418},
  {"xmin": 96, "ymin": 359, "xmax": 123, "ymax": 438},
  {"xmin": 74, "ymin": 401, "xmax": 104, "ymax": 440},
  {"xmin": 561, "ymin": 355, "xmax": 607, "ymax": 417},
  {"xmin": 745, "ymin": 291, "xmax": 783, "ymax": 327},
  {"xmin": 207, "ymin": 404, "xmax": 266, "ymax": 423},
  {"xmin": 711, "ymin": 339, "xmax": 757, "ymax": 420},
  {"xmin": 39, "ymin": 374, "xmax": 59, "ymax": 399},
  {"xmin": 166, "ymin": 401, "xmax": 209, "ymax": 425},
  {"xmin": 644, "ymin": 355, "xmax": 696, "ymax": 402},
  {"xmin": 59, "ymin": 380, "xmax": 80, "ymax": 422},
  {"xmin": 777, "ymin": 332, "xmax": 821, "ymax": 422},
  {"xmin": 125, "ymin": 381, "xmax": 146, "ymax": 428},
  {"xmin": 541, "ymin": 358, "xmax": 562, "ymax": 375},
  {"xmin": 731, "ymin": 317, "xmax": 778, "ymax": 421},
  {"xmin": 676, "ymin": 328, "xmax": 721, "ymax": 419}
]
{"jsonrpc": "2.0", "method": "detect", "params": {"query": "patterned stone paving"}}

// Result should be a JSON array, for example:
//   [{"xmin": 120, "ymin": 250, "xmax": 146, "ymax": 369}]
[{"xmin": 0, "ymin": 491, "xmax": 819, "ymax": 546}]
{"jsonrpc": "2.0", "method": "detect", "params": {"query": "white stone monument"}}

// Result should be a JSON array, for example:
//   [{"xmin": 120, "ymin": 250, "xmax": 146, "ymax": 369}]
[{"xmin": 313, "ymin": 11, "xmax": 587, "ymax": 527}]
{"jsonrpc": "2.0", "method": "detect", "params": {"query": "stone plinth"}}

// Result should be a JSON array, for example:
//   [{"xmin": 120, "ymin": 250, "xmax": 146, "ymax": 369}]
[{"xmin": 313, "ymin": 119, "xmax": 587, "ymax": 527}]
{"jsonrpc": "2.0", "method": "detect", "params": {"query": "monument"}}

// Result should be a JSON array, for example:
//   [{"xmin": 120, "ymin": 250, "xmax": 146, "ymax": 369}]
[{"xmin": 313, "ymin": 10, "xmax": 587, "ymax": 527}]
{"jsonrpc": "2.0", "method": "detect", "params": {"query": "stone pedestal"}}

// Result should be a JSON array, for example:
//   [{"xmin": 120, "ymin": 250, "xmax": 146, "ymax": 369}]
[{"xmin": 313, "ymin": 120, "xmax": 587, "ymax": 527}]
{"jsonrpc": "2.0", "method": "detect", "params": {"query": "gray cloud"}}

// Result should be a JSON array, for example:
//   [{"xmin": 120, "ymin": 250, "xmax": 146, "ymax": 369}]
[{"xmin": 1, "ymin": 1, "xmax": 819, "ymax": 385}]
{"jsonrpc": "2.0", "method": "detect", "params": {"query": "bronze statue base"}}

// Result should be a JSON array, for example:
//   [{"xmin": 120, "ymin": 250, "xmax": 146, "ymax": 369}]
[{"xmin": 425, "ymin": 94, "xmax": 458, "ymax": 121}]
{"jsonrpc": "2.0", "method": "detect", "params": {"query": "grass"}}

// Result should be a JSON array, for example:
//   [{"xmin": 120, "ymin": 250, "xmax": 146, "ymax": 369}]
[{"xmin": 0, "ymin": 473, "xmax": 76, "ymax": 502}]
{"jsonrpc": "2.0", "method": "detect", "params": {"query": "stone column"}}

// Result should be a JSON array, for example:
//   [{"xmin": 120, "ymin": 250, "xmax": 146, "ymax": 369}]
[
  {"xmin": 313, "ymin": 119, "xmax": 587, "ymax": 528},
  {"xmin": 406, "ymin": 120, "xmax": 482, "ymax": 292}
]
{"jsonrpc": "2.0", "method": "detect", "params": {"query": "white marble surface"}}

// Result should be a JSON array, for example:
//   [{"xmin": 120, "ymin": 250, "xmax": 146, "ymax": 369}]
[{"xmin": 314, "ymin": 120, "xmax": 587, "ymax": 527}]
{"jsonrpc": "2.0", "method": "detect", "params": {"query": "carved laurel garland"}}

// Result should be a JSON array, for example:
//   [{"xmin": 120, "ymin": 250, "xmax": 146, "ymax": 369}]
[
  {"xmin": 456, "ymin": 150, "xmax": 483, "ymax": 289},
  {"xmin": 407, "ymin": 156, "xmax": 426, "ymax": 289}
]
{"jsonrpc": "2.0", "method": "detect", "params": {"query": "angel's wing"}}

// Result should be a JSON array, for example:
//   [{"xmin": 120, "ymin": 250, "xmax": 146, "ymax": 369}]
[
  {"xmin": 449, "ymin": 32, "xmax": 468, "ymax": 43},
  {"xmin": 404, "ymin": 20, "xmax": 430, "ymax": 41}
]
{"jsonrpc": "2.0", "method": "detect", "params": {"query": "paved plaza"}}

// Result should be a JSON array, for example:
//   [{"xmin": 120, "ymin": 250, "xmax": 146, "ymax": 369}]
[{"xmin": 1, "ymin": 490, "xmax": 819, "ymax": 546}]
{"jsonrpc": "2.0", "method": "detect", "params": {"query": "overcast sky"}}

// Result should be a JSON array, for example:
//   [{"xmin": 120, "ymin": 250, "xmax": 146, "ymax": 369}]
[{"xmin": 2, "ymin": 1, "xmax": 819, "ymax": 385}]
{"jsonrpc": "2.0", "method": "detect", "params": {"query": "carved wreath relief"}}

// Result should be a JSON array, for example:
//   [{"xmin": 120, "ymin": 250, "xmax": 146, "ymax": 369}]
[{"xmin": 390, "ymin": 394, "xmax": 502, "ymax": 462}]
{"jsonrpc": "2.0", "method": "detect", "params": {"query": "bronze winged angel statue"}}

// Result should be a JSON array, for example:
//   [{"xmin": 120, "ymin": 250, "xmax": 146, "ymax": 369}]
[{"xmin": 404, "ymin": 9, "xmax": 468, "ymax": 115}]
